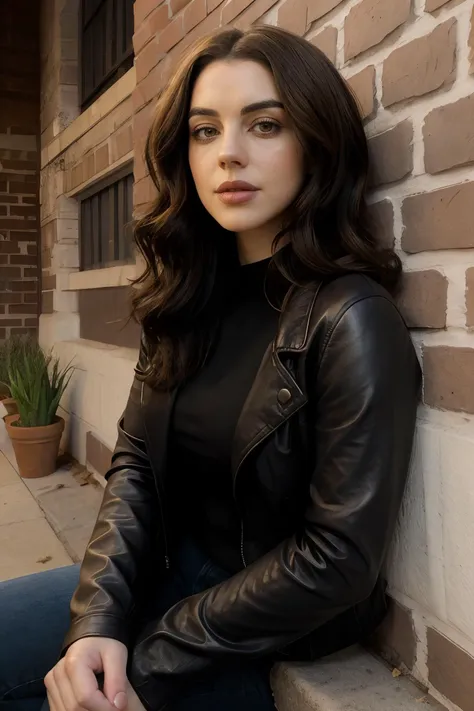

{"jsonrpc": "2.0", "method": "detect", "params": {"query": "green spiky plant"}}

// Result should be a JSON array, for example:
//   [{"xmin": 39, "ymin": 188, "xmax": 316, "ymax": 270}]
[
  {"xmin": 0, "ymin": 335, "xmax": 38, "ymax": 399},
  {"xmin": 7, "ymin": 342, "xmax": 74, "ymax": 428}
]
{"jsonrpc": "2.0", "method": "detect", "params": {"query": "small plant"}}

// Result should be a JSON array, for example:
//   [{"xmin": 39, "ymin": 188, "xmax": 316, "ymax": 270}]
[
  {"xmin": 8, "ymin": 342, "xmax": 74, "ymax": 428},
  {"xmin": 0, "ymin": 335, "xmax": 38, "ymax": 399}
]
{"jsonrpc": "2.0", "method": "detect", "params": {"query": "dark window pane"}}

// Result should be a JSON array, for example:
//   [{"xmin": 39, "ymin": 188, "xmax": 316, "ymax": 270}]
[
  {"xmin": 81, "ymin": 0, "xmax": 134, "ymax": 109},
  {"xmin": 80, "ymin": 172, "xmax": 133, "ymax": 271}
]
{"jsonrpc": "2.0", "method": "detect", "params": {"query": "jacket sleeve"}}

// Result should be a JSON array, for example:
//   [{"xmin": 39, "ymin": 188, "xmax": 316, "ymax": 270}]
[
  {"xmin": 129, "ymin": 295, "xmax": 421, "ymax": 711},
  {"xmin": 62, "ymin": 337, "xmax": 159, "ymax": 651}
]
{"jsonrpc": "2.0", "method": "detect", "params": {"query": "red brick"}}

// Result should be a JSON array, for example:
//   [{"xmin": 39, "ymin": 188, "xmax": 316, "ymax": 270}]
[
  {"xmin": 170, "ymin": 0, "xmax": 192, "ymax": 14},
  {"xmin": 397, "ymin": 270, "xmax": 448, "ymax": 329},
  {"xmin": 8, "ymin": 231, "xmax": 38, "ymax": 241},
  {"xmin": 423, "ymin": 346, "xmax": 474, "ymax": 414},
  {"xmin": 183, "ymin": 0, "xmax": 207, "ymax": 33},
  {"xmin": 402, "ymin": 182, "xmax": 474, "ymax": 253},
  {"xmin": 0, "ymin": 181, "xmax": 6, "ymax": 192},
  {"xmin": 368, "ymin": 199, "xmax": 394, "ymax": 249},
  {"xmin": 42, "ymin": 274, "xmax": 56, "ymax": 290},
  {"xmin": 0, "ymin": 206, "xmax": 7, "ymax": 216},
  {"xmin": 27, "ymin": 244, "xmax": 37, "ymax": 255},
  {"xmin": 466, "ymin": 267, "xmax": 474, "ymax": 329},
  {"xmin": 136, "ymin": 39, "xmax": 163, "ymax": 83},
  {"xmin": 135, "ymin": 0, "xmax": 165, "ymax": 27},
  {"xmin": 222, "ymin": 0, "xmax": 253, "ymax": 24},
  {"xmin": 347, "ymin": 66, "xmax": 376, "ymax": 120},
  {"xmin": 23, "ymin": 293, "xmax": 38, "ymax": 303},
  {"xmin": 208, "ymin": 0, "xmax": 225, "ymax": 11},
  {"xmin": 0, "ymin": 218, "xmax": 37, "ymax": 230},
  {"xmin": 277, "ymin": 0, "xmax": 308, "ymax": 36},
  {"xmin": 8, "ymin": 304, "xmax": 37, "ymax": 315},
  {"xmin": 424, "ymin": 94, "xmax": 474, "ymax": 174},
  {"xmin": 21, "ymin": 196, "xmax": 36, "ymax": 204},
  {"xmin": 0, "ymin": 329, "xmax": 5, "ymax": 339},
  {"xmin": 42, "ymin": 291, "xmax": 53, "ymax": 314},
  {"xmin": 24, "ymin": 267, "xmax": 38, "ymax": 278},
  {"xmin": 0, "ymin": 266, "xmax": 21, "ymax": 279},
  {"xmin": 0, "ymin": 293, "xmax": 22, "ymax": 304},
  {"xmin": 309, "ymin": 27, "xmax": 337, "ymax": 64},
  {"xmin": 368, "ymin": 120, "xmax": 413, "ymax": 188},
  {"xmin": 0, "ymin": 305, "xmax": 4, "ymax": 314},
  {"xmin": 0, "ymin": 195, "xmax": 19, "ymax": 204},
  {"xmin": 0, "ymin": 159, "xmax": 37, "ymax": 171},
  {"xmin": 425, "ymin": 0, "xmax": 450, "ymax": 9},
  {"xmin": 0, "ymin": 241, "xmax": 20, "ymax": 254},
  {"xmin": 234, "ymin": 0, "xmax": 279, "ymax": 29},
  {"xmin": 10, "ymin": 280, "xmax": 37, "ymax": 292},
  {"xmin": 0, "ymin": 319, "xmax": 22, "ymax": 327},
  {"xmin": 10, "ymin": 205, "xmax": 37, "ymax": 217},
  {"xmin": 8, "ymin": 181, "xmax": 37, "ymax": 195},
  {"xmin": 308, "ymin": 0, "xmax": 343, "ymax": 23},
  {"xmin": 157, "ymin": 16, "xmax": 185, "ymax": 54},
  {"xmin": 382, "ymin": 20, "xmax": 456, "ymax": 108},
  {"xmin": 345, "ymin": 0, "xmax": 411, "ymax": 61},
  {"xmin": 9, "ymin": 255, "xmax": 37, "ymax": 265},
  {"xmin": 133, "ymin": 63, "xmax": 165, "ymax": 112}
]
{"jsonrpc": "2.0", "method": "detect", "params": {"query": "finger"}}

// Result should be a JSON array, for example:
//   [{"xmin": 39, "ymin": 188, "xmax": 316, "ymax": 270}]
[
  {"xmin": 101, "ymin": 644, "xmax": 128, "ymax": 709},
  {"xmin": 57, "ymin": 669, "xmax": 88, "ymax": 711},
  {"xmin": 66, "ymin": 660, "xmax": 114, "ymax": 711},
  {"xmin": 45, "ymin": 680, "xmax": 67, "ymax": 711}
]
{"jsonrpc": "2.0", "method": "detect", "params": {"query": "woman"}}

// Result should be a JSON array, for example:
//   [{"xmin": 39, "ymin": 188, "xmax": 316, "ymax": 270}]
[{"xmin": 0, "ymin": 25, "xmax": 420, "ymax": 711}]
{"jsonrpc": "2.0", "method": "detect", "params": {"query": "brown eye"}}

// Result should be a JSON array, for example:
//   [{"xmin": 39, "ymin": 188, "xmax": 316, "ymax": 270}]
[
  {"xmin": 253, "ymin": 120, "xmax": 280, "ymax": 136},
  {"xmin": 192, "ymin": 126, "xmax": 218, "ymax": 141}
]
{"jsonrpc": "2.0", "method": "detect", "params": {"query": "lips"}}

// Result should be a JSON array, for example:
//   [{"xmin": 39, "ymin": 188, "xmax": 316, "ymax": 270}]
[
  {"xmin": 215, "ymin": 180, "xmax": 259, "ymax": 205},
  {"xmin": 216, "ymin": 180, "xmax": 259, "ymax": 193}
]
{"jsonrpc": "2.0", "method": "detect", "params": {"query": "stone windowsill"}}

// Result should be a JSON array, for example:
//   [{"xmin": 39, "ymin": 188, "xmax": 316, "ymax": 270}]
[{"xmin": 65, "ymin": 263, "xmax": 138, "ymax": 291}]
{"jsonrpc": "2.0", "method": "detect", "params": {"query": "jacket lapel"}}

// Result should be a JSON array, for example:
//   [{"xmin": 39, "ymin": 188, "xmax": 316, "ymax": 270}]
[{"xmin": 231, "ymin": 282, "xmax": 322, "ymax": 480}]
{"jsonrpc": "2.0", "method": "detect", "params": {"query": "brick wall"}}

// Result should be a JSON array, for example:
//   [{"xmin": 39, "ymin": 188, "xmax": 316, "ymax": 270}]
[
  {"xmin": 132, "ymin": 0, "xmax": 474, "ymax": 708},
  {"xmin": 0, "ymin": 0, "xmax": 40, "ymax": 341}
]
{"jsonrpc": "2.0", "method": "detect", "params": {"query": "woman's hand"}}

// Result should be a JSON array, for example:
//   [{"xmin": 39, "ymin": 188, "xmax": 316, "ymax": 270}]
[{"xmin": 45, "ymin": 637, "xmax": 129, "ymax": 711}]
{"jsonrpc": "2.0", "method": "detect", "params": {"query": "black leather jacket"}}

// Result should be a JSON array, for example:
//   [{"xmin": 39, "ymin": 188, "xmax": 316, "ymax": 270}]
[{"xmin": 63, "ymin": 274, "xmax": 421, "ymax": 711}]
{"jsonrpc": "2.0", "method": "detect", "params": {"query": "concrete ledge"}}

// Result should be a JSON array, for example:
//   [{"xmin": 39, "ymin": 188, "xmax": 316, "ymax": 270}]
[{"xmin": 271, "ymin": 647, "xmax": 445, "ymax": 711}]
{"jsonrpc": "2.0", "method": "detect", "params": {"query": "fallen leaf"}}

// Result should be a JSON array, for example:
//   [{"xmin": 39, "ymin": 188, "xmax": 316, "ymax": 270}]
[
  {"xmin": 37, "ymin": 555, "xmax": 52, "ymax": 564},
  {"xmin": 392, "ymin": 668, "xmax": 402, "ymax": 678},
  {"xmin": 416, "ymin": 697, "xmax": 429, "ymax": 704}
]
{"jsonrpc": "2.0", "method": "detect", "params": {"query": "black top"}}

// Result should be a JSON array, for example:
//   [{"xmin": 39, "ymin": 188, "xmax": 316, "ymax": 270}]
[{"xmin": 169, "ymin": 257, "xmax": 280, "ymax": 572}]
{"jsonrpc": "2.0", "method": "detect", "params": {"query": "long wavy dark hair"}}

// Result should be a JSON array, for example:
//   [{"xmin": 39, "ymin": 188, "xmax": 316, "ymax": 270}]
[{"xmin": 132, "ymin": 25, "xmax": 401, "ymax": 390}]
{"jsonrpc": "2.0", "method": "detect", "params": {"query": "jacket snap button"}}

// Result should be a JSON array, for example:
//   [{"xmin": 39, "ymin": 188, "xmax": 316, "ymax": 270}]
[{"xmin": 278, "ymin": 388, "xmax": 292, "ymax": 405}]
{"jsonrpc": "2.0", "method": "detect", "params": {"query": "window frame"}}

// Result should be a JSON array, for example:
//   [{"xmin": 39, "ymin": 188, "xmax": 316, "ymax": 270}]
[
  {"xmin": 78, "ymin": 164, "xmax": 135, "ymax": 273},
  {"xmin": 79, "ymin": 0, "xmax": 134, "ymax": 111}
]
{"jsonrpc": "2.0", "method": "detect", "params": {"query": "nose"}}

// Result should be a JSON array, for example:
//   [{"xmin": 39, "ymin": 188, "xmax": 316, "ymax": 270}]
[{"xmin": 218, "ymin": 128, "xmax": 249, "ymax": 170}]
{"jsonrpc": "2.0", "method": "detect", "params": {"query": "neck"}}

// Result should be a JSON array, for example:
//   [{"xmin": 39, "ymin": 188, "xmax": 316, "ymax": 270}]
[{"xmin": 237, "ymin": 223, "xmax": 283, "ymax": 265}]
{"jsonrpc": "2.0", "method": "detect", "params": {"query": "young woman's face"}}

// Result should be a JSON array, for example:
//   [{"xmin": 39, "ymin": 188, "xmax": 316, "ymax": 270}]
[{"xmin": 188, "ymin": 60, "xmax": 305, "ymax": 238}]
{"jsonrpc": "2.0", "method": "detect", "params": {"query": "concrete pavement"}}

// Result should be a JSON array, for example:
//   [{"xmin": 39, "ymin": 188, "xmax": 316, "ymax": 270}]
[{"xmin": 0, "ymin": 405, "xmax": 103, "ymax": 581}]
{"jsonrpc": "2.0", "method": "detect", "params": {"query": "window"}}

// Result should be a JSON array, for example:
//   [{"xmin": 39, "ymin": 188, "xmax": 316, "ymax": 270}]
[
  {"xmin": 80, "ymin": 0, "xmax": 134, "ymax": 109},
  {"xmin": 79, "ymin": 168, "xmax": 134, "ymax": 271}
]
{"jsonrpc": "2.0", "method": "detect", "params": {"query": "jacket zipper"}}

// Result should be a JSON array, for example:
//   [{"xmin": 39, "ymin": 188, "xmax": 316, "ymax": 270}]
[
  {"xmin": 141, "ymin": 381, "xmax": 170, "ymax": 570},
  {"xmin": 234, "ymin": 437, "xmax": 268, "ymax": 569}
]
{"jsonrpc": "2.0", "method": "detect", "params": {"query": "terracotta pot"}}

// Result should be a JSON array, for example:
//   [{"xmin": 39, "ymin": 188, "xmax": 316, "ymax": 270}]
[
  {"xmin": 1, "ymin": 397, "xmax": 18, "ymax": 417},
  {"xmin": 5, "ymin": 414, "xmax": 65, "ymax": 479}
]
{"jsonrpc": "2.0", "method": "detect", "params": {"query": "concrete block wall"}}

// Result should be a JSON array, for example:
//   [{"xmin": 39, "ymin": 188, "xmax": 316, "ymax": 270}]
[{"xmin": 132, "ymin": 0, "xmax": 474, "ymax": 709}]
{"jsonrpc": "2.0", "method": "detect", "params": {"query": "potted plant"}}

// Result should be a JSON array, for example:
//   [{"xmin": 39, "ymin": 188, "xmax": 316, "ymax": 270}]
[
  {"xmin": 0, "ymin": 335, "xmax": 32, "ymax": 417},
  {"xmin": 4, "ymin": 342, "xmax": 74, "ymax": 479}
]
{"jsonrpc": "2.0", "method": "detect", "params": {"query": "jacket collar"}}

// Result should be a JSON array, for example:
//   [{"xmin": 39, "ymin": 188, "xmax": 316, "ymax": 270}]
[{"xmin": 141, "ymin": 281, "xmax": 323, "ymax": 482}]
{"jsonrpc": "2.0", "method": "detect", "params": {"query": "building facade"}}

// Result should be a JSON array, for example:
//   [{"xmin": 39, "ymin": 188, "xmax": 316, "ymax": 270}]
[{"xmin": 2, "ymin": 0, "xmax": 474, "ymax": 708}]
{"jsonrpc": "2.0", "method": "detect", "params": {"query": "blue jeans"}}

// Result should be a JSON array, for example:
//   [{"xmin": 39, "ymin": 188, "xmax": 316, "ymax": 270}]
[{"xmin": 0, "ymin": 539, "xmax": 276, "ymax": 711}]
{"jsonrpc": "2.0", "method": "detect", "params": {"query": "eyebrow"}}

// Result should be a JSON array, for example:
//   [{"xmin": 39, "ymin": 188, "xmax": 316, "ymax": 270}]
[{"xmin": 188, "ymin": 99, "xmax": 284, "ymax": 119}]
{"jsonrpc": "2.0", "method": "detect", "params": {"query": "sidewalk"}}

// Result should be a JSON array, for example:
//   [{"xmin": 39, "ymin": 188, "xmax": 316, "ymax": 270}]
[{"xmin": 0, "ymin": 410, "xmax": 103, "ymax": 581}]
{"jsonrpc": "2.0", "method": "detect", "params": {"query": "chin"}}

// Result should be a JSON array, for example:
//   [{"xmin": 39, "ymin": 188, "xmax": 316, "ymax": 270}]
[{"xmin": 211, "ymin": 211, "xmax": 271, "ymax": 234}]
